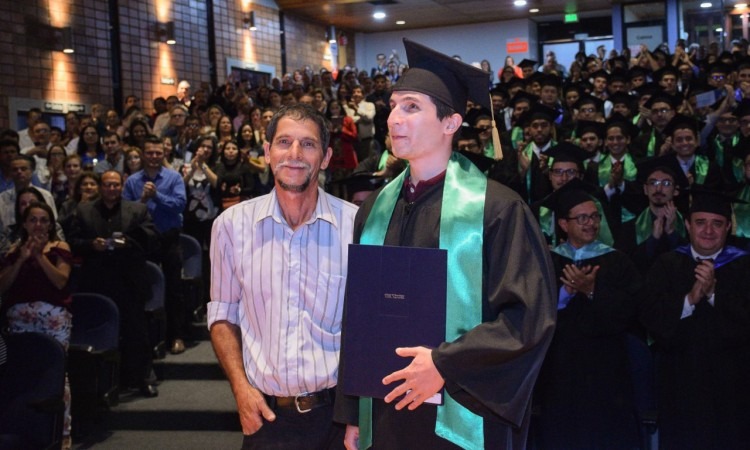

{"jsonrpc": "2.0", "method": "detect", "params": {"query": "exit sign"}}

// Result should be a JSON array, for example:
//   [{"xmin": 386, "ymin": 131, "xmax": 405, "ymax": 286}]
[{"xmin": 564, "ymin": 13, "xmax": 579, "ymax": 23}]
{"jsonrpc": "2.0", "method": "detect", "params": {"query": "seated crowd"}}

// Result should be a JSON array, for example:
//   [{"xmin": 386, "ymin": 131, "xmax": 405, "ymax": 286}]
[{"xmin": 2, "ymin": 38, "xmax": 750, "ymax": 449}]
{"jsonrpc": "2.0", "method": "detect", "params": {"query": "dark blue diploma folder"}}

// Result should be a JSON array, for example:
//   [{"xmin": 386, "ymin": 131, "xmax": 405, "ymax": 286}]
[{"xmin": 341, "ymin": 244, "xmax": 447, "ymax": 403}]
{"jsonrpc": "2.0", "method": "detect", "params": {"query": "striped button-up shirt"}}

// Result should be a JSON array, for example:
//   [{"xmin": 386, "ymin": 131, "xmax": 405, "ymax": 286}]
[{"xmin": 207, "ymin": 188, "xmax": 357, "ymax": 396}]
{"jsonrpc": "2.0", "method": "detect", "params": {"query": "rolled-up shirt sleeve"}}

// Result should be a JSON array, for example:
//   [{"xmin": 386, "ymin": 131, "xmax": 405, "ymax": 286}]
[{"xmin": 207, "ymin": 209, "xmax": 242, "ymax": 328}]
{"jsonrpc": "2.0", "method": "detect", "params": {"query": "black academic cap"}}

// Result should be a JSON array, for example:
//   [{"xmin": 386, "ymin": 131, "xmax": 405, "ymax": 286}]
[
  {"xmin": 605, "ymin": 113, "xmax": 639, "ymax": 139},
  {"xmin": 689, "ymin": 186, "xmax": 746, "ymax": 219},
  {"xmin": 652, "ymin": 66, "xmax": 679, "ymax": 82},
  {"xmin": 546, "ymin": 142, "xmax": 590, "ymax": 166},
  {"xmin": 589, "ymin": 69, "xmax": 610, "ymax": 81},
  {"xmin": 457, "ymin": 149, "xmax": 495, "ymax": 172},
  {"xmin": 707, "ymin": 61, "xmax": 731, "ymax": 75},
  {"xmin": 458, "ymin": 124, "xmax": 481, "ymax": 141},
  {"xmin": 510, "ymin": 91, "xmax": 539, "ymax": 108},
  {"xmin": 574, "ymin": 95, "xmax": 604, "ymax": 112},
  {"xmin": 563, "ymin": 83, "xmax": 583, "ymax": 96},
  {"xmin": 506, "ymin": 77, "xmax": 526, "ymax": 90},
  {"xmin": 734, "ymin": 99, "xmax": 750, "ymax": 118},
  {"xmin": 636, "ymin": 156, "xmax": 681, "ymax": 184},
  {"xmin": 540, "ymin": 177, "xmax": 599, "ymax": 218},
  {"xmin": 634, "ymin": 83, "xmax": 660, "ymax": 100},
  {"xmin": 539, "ymin": 74, "xmax": 562, "ymax": 88},
  {"xmin": 609, "ymin": 69, "xmax": 629, "ymax": 84},
  {"xmin": 521, "ymin": 103, "xmax": 560, "ymax": 126},
  {"xmin": 644, "ymin": 92, "xmax": 680, "ymax": 109},
  {"xmin": 608, "ymin": 92, "xmax": 636, "ymax": 109},
  {"xmin": 663, "ymin": 114, "xmax": 700, "ymax": 137},
  {"xmin": 395, "ymin": 38, "xmax": 490, "ymax": 114},
  {"xmin": 576, "ymin": 120, "xmax": 606, "ymax": 139},
  {"xmin": 518, "ymin": 59, "xmax": 537, "ymax": 69},
  {"xmin": 526, "ymin": 72, "xmax": 546, "ymax": 85},
  {"xmin": 628, "ymin": 66, "xmax": 649, "ymax": 80}
]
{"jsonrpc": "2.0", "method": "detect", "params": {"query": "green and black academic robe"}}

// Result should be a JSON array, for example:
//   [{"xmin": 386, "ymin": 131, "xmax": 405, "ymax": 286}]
[
  {"xmin": 641, "ymin": 246, "xmax": 750, "ymax": 450},
  {"xmin": 334, "ymin": 177, "xmax": 557, "ymax": 450}
]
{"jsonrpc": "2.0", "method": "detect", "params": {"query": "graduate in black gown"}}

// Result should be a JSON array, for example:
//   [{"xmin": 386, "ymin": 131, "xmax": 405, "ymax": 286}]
[
  {"xmin": 535, "ymin": 185, "xmax": 641, "ymax": 450},
  {"xmin": 334, "ymin": 39, "xmax": 557, "ymax": 450},
  {"xmin": 640, "ymin": 189, "xmax": 750, "ymax": 450}
]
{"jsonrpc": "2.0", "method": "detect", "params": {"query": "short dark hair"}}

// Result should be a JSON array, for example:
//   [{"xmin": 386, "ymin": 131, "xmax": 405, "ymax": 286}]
[
  {"xmin": 0, "ymin": 138, "xmax": 20, "ymax": 153},
  {"xmin": 143, "ymin": 135, "xmax": 163, "ymax": 147},
  {"xmin": 14, "ymin": 186, "xmax": 44, "ymax": 225},
  {"xmin": 266, "ymin": 104, "xmax": 331, "ymax": 150},
  {"xmin": 430, "ymin": 96, "xmax": 458, "ymax": 121},
  {"xmin": 12, "ymin": 154, "xmax": 35, "ymax": 171},
  {"xmin": 103, "ymin": 131, "xmax": 121, "ymax": 142}
]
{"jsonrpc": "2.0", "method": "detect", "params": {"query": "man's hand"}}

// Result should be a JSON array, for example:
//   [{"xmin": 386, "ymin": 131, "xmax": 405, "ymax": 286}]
[
  {"xmin": 517, "ymin": 148, "xmax": 530, "ymax": 174},
  {"xmin": 609, "ymin": 161, "xmax": 624, "ymax": 187},
  {"xmin": 687, "ymin": 259, "xmax": 716, "ymax": 305},
  {"xmin": 382, "ymin": 346, "xmax": 445, "ymax": 411},
  {"xmin": 560, "ymin": 264, "xmax": 600, "ymax": 296},
  {"xmin": 234, "ymin": 384, "xmax": 276, "ymax": 435},
  {"xmin": 663, "ymin": 201, "xmax": 677, "ymax": 235},
  {"xmin": 141, "ymin": 181, "xmax": 157, "ymax": 202},
  {"xmin": 344, "ymin": 425, "xmax": 359, "ymax": 450}
]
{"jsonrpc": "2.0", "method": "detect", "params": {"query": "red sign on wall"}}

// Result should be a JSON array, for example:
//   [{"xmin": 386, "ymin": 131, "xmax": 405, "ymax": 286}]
[{"xmin": 506, "ymin": 38, "xmax": 529, "ymax": 54}]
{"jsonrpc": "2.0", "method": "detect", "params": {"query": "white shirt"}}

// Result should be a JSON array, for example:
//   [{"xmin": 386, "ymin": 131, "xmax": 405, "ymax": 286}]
[{"xmin": 207, "ymin": 188, "xmax": 357, "ymax": 396}]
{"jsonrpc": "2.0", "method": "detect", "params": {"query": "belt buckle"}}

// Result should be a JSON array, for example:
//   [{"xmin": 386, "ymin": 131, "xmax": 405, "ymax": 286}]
[{"xmin": 294, "ymin": 393, "xmax": 312, "ymax": 414}]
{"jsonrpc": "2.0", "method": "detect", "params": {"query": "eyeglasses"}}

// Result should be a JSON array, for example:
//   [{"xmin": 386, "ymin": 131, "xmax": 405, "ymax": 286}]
[
  {"xmin": 579, "ymin": 107, "xmax": 596, "ymax": 114},
  {"xmin": 565, "ymin": 212, "xmax": 602, "ymax": 225},
  {"xmin": 711, "ymin": 75, "xmax": 726, "ymax": 81},
  {"xmin": 550, "ymin": 168, "xmax": 579, "ymax": 177},
  {"xmin": 646, "ymin": 179, "xmax": 674, "ymax": 187}
]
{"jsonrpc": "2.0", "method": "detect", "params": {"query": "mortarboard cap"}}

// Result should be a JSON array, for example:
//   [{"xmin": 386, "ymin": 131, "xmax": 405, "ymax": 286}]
[
  {"xmin": 636, "ymin": 156, "xmax": 681, "ymax": 184},
  {"xmin": 518, "ymin": 59, "xmax": 537, "ymax": 69},
  {"xmin": 609, "ymin": 69, "xmax": 629, "ymax": 84},
  {"xmin": 689, "ymin": 186, "xmax": 746, "ymax": 219},
  {"xmin": 395, "ymin": 38, "xmax": 491, "ymax": 114},
  {"xmin": 663, "ymin": 114, "xmax": 700, "ymax": 137},
  {"xmin": 605, "ymin": 113, "xmax": 639, "ymax": 139},
  {"xmin": 521, "ymin": 103, "xmax": 560, "ymax": 126},
  {"xmin": 628, "ymin": 66, "xmax": 649, "ymax": 80},
  {"xmin": 510, "ymin": 91, "xmax": 539, "ymax": 108},
  {"xmin": 589, "ymin": 69, "xmax": 610, "ymax": 81},
  {"xmin": 652, "ymin": 66, "xmax": 679, "ymax": 82},
  {"xmin": 608, "ymin": 92, "xmax": 636, "ymax": 109},
  {"xmin": 546, "ymin": 142, "xmax": 590, "ymax": 167},
  {"xmin": 644, "ymin": 92, "xmax": 680, "ymax": 110},
  {"xmin": 540, "ymin": 177, "xmax": 600, "ymax": 218},
  {"xmin": 574, "ymin": 95, "xmax": 604, "ymax": 112},
  {"xmin": 734, "ymin": 99, "xmax": 750, "ymax": 118},
  {"xmin": 576, "ymin": 120, "xmax": 606, "ymax": 140}
]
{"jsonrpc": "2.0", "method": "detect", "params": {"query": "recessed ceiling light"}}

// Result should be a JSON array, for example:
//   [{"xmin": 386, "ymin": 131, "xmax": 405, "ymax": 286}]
[
  {"xmin": 396, "ymin": 20, "xmax": 406, "ymax": 25},
  {"xmin": 514, "ymin": 0, "xmax": 527, "ymax": 6},
  {"xmin": 373, "ymin": 11, "xmax": 386, "ymax": 19},
  {"xmin": 530, "ymin": 8, "xmax": 539, "ymax": 13},
  {"xmin": 736, "ymin": 3, "xmax": 747, "ymax": 7},
  {"xmin": 700, "ymin": 2, "xmax": 712, "ymax": 7}
]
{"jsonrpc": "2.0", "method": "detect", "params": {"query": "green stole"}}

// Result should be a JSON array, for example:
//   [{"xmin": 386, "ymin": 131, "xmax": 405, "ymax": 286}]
[
  {"xmin": 540, "ymin": 202, "xmax": 615, "ymax": 247},
  {"xmin": 551, "ymin": 240, "xmax": 615, "ymax": 261},
  {"xmin": 511, "ymin": 126, "xmax": 524, "ymax": 150},
  {"xmin": 634, "ymin": 208, "xmax": 686, "ymax": 245},
  {"xmin": 735, "ymin": 184, "xmax": 750, "ymax": 238},
  {"xmin": 732, "ymin": 157, "xmax": 745, "ymax": 184},
  {"xmin": 646, "ymin": 129, "xmax": 657, "ymax": 157},
  {"xmin": 483, "ymin": 141, "xmax": 495, "ymax": 159},
  {"xmin": 692, "ymin": 155, "xmax": 709, "ymax": 185},
  {"xmin": 597, "ymin": 154, "xmax": 637, "ymax": 188},
  {"xmin": 522, "ymin": 140, "xmax": 556, "ymax": 203},
  {"xmin": 713, "ymin": 134, "xmax": 739, "ymax": 168},
  {"xmin": 377, "ymin": 151, "xmax": 389, "ymax": 171},
  {"xmin": 357, "ymin": 152, "xmax": 486, "ymax": 450}
]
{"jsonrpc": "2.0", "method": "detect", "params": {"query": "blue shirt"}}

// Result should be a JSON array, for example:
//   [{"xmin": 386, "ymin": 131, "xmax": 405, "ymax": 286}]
[{"xmin": 123, "ymin": 168, "xmax": 186, "ymax": 233}]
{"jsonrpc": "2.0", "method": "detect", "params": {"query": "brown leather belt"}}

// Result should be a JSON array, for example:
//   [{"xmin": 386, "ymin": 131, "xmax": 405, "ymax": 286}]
[{"xmin": 264, "ymin": 387, "xmax": 335, "ymax": 413}]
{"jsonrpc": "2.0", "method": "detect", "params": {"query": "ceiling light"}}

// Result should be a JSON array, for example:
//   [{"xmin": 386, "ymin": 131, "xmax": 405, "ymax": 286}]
[
  {"xmin": 373, "ymin": 11, "xmax": 386, "ymax": 20},
  {"xmin": 514, "ymin": 0, "xmax": 527, "ymax": 6},
  {"xmin": 396, "ymin": 20, "xmax": 406, "ymax": 25},
  {"xmin": 715, "ymin": 27, "xmax": 723, "ymax": 32},
  {"xmin": 736, "ymin": 3, "xmax": 748, "ymax": 7},
  {"xmin": 529, "ymin": 8, "xmax": 539, "ymax": 13},
  {"xmin": 700, "ymin": 2, "xmax": 712, "ymax": 7}
]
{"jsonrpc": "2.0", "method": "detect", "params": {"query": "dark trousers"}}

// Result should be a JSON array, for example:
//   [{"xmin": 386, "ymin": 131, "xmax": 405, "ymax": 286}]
[
  {"xmin": 241, "ymin": 404, "xmax": 345, "ymax": 450},
  {"xmin": 152, "ymin": 229, "xmax": 186, "ymax": 342}
]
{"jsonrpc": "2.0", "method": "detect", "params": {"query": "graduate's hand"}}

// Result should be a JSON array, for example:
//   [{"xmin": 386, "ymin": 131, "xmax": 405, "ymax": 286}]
[
  {"xmin": 688, "ymin": 259, "xmax": 716, "ymax": 304},
  {"xmin": 344, "ymin": 425, "xmax": 359, "ymax": 450},
  {"xmin": 659, "ymin": 137, "xmax": 672, "ymax": 157},
  {"xmin": 383, "ymin": 346, "xmax": 445, "ymax": 411},
  {"xmin": 561, "ymin": 264, "xmax": 599, "ymax": 296},
  {"xmin": 518, "ymin": 148, "xmax": 530, "ymax": 174},
  {"xmin": 663, "ymin": 201, "xmax": 677, "ymax": 234},
  {"xmin": 235, "ymin": 384, "xmax": 276, "ymax": 435},
  {"xmin": 610, "ymin": 161, "xmax": 624, "ymax": 187}
]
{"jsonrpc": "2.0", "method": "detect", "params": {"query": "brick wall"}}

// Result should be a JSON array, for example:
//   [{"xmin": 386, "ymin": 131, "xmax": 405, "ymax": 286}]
[{"xmin": 0, "ymin": 0, "xmax": 356, "ymax": 130}]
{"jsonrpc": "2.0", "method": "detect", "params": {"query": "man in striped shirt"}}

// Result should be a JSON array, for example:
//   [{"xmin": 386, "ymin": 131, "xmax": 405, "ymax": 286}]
[{"xmin": 208, "ymin": 104, "xmax": 357, "ymax": 450}]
